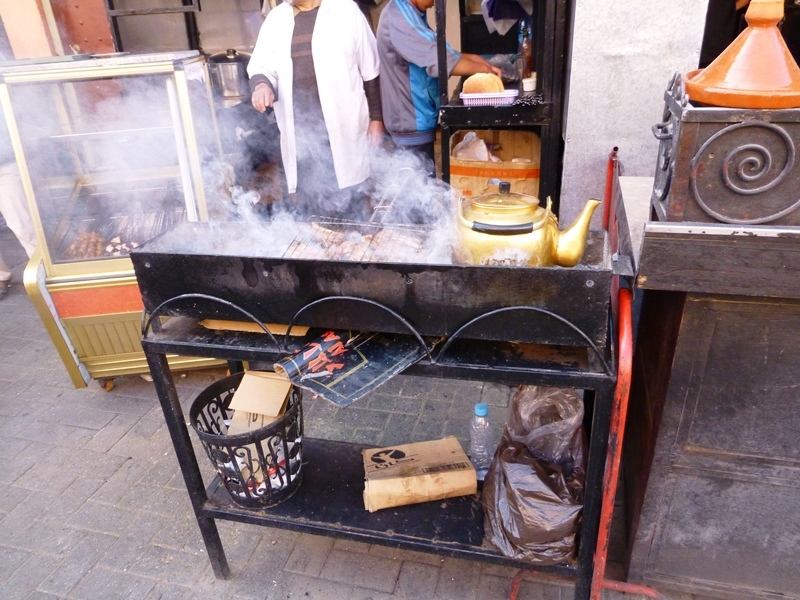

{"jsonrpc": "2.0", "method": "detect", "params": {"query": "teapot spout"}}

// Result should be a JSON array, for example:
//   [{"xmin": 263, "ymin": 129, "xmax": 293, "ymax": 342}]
[{"xmin": 555, "ymin": 199, "xmax": 602, "ymax": 267}]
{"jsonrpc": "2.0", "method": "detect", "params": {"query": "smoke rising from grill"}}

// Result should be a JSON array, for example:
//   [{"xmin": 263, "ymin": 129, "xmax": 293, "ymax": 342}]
[
  {"xmin": 223, "ymin": 128, "xmax": 461, "ymax": 265},
  {"xmin": 1, "ymin": 53, "xmax": 466, "ymax": 266}
]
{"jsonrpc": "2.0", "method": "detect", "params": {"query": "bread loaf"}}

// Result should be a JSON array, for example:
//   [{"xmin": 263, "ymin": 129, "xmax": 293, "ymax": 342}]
[{"xmin": 463, "ymin": 73, "xmax": 504, "ymax": 94}]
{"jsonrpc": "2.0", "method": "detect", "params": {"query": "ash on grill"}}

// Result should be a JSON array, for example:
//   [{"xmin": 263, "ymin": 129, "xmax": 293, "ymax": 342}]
[
  {"xmin": 276, "ymin": 165, "xmax": 448, "ymax": 263},
  {"xmin": 285, "ymin": 219, "xmax": 429, "ymax": 262}
]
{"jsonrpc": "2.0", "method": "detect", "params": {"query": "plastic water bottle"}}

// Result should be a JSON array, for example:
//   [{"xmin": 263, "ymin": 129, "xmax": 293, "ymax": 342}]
[{"xmin": 469, "ymin": 402, "xmax": 493, "ymax": 481}]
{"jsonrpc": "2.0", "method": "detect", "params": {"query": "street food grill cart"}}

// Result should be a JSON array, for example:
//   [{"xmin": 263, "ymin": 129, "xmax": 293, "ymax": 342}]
[
  {"xmin": 0, "ymin": 51, "xmax": 224, "ymax": 387},
  {"xmin": 130, "ymin": 177, "xmax": 634, "ymax": 599}
]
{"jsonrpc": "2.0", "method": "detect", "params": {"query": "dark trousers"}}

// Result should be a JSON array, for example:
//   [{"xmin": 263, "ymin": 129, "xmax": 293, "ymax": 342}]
[{"xmin": 402, "ymin": 141, "xmax": 436, "ymax": 178}]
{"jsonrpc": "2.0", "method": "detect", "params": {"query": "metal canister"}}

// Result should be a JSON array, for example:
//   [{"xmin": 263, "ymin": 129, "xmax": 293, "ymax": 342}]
[{"xmin": 208, "ymin": 48, "xmax": 252, "ymax": 107}]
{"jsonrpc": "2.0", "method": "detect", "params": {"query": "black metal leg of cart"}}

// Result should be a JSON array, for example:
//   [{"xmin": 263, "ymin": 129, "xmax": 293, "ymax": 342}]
[
  {"xmin": 574, "ymin": 384, "xmax": 614, "ymax": 598},
  {"xmin": 441, "ymin": 124, "xmax": 451, "ymax": 184},
  {"xmin": 144, "ymin": 351, "xmax": 230, "ymax": 578}
]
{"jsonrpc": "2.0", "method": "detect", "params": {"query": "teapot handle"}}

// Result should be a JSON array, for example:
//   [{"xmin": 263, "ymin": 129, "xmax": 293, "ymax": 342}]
[
  {"xmin": 471, "ymin": 221, "xmax": 534, "ymax": 235},
  {"xmin": 458, "ymin": 196, "xmax": 551, "ymax": 235}
]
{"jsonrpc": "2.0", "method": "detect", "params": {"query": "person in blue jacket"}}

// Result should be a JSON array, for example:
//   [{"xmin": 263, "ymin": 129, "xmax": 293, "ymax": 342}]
[{"xmin": 377, "ymin": 0, "xmax": 501, "ymax": 174}]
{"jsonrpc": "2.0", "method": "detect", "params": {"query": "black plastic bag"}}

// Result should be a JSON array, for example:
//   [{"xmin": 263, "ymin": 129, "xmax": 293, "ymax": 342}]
[{"xmin": 482, "ymin": 386, "xmax": 587, "ymax": 565}]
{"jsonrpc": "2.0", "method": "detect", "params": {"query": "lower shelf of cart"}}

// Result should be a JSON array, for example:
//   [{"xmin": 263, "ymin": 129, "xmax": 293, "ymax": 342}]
[{"xmin": 202, "ymin": 437, "xmax": 578, "ymax": 575}]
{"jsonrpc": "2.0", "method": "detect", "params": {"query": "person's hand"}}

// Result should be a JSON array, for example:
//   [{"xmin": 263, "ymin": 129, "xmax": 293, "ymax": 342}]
[
  {"xmin": 454, "ymin": 53, "xmax": 504, "ymax": 79},
  {"xmin": 476, "ymin": 55, "xmax": 503, "ymax": 78},
  {"xmin": 251, "ymin": 83, "xmax": 275, "ymax": 113},
  {"xmin": 367, "ymin": 120, "xmax": 385, "ymax": 149}
]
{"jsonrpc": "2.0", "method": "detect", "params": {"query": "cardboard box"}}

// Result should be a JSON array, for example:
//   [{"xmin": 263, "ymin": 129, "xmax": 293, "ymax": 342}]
[
  {"xmin": 226, "ymin": 371, "xmax": 294, "ymax": 484},
  {"xmin": 199, "ymin": 319, "xmax": 309, "ymax": 336},
  {"xmin": 227, "ymin": 410, "xmax": 281, "ymax": 437},
  {"xmin": 227, "ymin": 371, "xmax": 291, "ymax": 437},
  {"xmin": 362, "ymin": 436, "xmax": 477, "ymax": 512},
  {"xmin": 449, "ymin": 129, "xmax": 541, "ymax": 199}
]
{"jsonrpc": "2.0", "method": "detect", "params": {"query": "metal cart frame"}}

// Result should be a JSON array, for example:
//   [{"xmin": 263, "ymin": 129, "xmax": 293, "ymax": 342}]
[{"xmin": 136, "ymin": 164, "xmax": 637, "ymax": 599}]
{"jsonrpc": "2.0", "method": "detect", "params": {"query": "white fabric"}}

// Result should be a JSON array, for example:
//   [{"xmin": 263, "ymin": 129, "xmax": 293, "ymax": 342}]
[
  {"xmin": 248, "ymin": 0, "xmax": 380, "ymax": 193},
  {"xmin": 0, "ymin": 161, "xmax": 36, "ymax": 281}
]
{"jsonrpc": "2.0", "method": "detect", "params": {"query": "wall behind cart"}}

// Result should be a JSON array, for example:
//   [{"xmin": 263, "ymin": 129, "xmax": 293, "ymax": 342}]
[{"xmin": 559, "ymin": 1, "xmax": 706, "ymax": 227}]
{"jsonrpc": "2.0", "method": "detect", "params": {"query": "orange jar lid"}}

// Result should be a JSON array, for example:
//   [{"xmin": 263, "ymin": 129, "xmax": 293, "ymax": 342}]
[{"xmin": 685, "ymin": 0, "xmax": 800, "ymax": 109}]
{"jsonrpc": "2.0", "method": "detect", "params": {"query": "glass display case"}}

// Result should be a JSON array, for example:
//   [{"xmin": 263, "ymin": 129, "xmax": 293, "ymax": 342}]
[{"xmin": 0, "ymin": 51, "xmax": 225, "ymax": 388}]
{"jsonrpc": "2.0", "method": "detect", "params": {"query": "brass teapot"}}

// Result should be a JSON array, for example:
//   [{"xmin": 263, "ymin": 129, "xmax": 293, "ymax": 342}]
[{"xmin": 455, "ymin": 182, "xmax": 601, "ymax": 267}]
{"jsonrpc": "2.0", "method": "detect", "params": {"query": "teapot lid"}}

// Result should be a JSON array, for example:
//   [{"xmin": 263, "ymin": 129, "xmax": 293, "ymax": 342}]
[{"xmin": 469, "ymin": 181, "xmax": 540, "ymax": 217}]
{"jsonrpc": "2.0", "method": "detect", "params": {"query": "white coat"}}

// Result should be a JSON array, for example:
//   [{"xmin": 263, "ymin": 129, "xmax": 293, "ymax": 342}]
[{"xmin": 247, "ymin": 0, "xmax": 380, "ymax": 193}]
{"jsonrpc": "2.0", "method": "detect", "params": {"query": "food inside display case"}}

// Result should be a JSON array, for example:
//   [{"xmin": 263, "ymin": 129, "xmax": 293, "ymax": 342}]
[
  {"xmin": 0, "ymin": 51, "xmax": 223, "ymax": 387},
  {"xmin": 48, "ymin": 179, "xmax": 186, "ymax": 262},
  {"xmin": 3, "ymin": 57, "xmax": 215, "ymax": 271}
]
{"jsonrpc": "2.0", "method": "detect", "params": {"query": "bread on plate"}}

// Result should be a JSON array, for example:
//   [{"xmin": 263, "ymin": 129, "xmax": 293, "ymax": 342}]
[{"xmin": 462, "ymin": 73, "xmax": 504, "ymax": 94}]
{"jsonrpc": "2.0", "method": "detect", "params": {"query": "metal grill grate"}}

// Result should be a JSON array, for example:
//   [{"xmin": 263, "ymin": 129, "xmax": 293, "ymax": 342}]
[
  {"xmin": 369, "ymin": 167, "xmax": 415, "ymax": 224},
  {"xmin": 283, "ymin": 219, "xmax": 428, "ymax": 262}
]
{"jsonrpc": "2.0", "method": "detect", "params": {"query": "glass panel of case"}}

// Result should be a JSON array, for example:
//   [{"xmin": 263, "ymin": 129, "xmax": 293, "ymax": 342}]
[{"xmin": 3, "ymin": 53, "xmax": 217, "ymax": 267}]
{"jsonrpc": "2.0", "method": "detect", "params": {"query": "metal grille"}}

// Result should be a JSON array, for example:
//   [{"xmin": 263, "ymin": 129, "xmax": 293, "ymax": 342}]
[
  {"xmin": 283, "ymin": 219, "xmax": 429, "ymax": 263},
  {"xmin": 369, "ymin": 167, "xmax": 415, "ymax": 224}
]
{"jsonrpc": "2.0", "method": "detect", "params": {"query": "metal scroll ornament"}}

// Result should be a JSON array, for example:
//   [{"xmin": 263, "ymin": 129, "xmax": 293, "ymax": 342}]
[
  {"xmin": 690, "ymin": 121, "xmax": 800, "ymax": 224},
  {"xmin": 651, "ymin": 72, "xmax": 687, "ymax": 203}
]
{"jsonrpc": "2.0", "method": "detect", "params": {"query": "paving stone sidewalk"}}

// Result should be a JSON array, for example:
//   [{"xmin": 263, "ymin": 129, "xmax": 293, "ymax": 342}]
[{"xmin": 0, "ymin": 224, "xmax": 717, "ymax": 600}]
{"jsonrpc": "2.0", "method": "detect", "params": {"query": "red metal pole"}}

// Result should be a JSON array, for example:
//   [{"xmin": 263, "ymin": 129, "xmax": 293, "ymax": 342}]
[
  {"xmin": 589, "ymin": 287, "xmax": 633, "ymax": 599},
  {"xmin": 589, "ymin": 289, "xmax": 664, "ymax": 600},
  {"xmin": 602, "ymin": 578, "xmax": 665, "ymax": 599},
  {"xmin": 602, "ymin": 147, "xmax": 619, "ymax": 231}
]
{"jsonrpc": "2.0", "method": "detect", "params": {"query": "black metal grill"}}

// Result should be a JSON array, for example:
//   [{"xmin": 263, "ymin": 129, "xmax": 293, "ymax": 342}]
[{"xmin": 131, "ymin": 221, "xmax": 611, "ymax": 352}]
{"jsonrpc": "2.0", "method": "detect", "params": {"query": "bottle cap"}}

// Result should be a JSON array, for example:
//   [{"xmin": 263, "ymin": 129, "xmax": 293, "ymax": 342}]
[{"xmin": 474, "ymin": 402, "xmax": 488, "ymax": 417}]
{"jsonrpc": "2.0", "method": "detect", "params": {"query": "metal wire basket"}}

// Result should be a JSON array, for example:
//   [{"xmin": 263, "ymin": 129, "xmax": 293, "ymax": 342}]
[{"xmin": 190, "ymin": 371, "xmax": 303, "ymax": 509}]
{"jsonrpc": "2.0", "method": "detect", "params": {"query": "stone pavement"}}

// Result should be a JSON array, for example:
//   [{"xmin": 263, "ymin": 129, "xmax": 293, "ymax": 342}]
[{"xmin": 0, "ymin": 222, "xmax": 717, "ymax": 600}]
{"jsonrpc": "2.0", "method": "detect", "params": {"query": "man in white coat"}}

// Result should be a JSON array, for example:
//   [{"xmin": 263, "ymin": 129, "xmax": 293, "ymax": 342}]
[{"xmin": 248, "ymin": 0, "xmax": 384, "ymax": 218}]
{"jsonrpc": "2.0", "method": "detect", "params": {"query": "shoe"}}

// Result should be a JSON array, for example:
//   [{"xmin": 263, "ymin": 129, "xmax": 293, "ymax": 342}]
[{"xmin": 0, "ymin": 279, "xmax": 9, "ymax": 300}]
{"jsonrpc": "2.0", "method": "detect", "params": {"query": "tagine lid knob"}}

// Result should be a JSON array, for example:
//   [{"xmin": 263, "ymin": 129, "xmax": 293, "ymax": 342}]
[{"xmin": 685, "ymin": 0, "xmax": 800, "ymax": 109}]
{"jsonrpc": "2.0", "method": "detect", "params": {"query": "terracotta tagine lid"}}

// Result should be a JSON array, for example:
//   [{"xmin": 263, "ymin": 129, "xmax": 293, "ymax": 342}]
[{"xmin": 685, "ymin": 0, "xmax": 800, "ymax": 108}]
